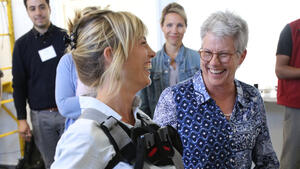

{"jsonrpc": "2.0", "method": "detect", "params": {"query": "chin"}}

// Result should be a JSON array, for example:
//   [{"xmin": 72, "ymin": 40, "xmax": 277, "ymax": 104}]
[{"xmin": 146, "ymin": 79, "xmax": 152, "ymax": 86}]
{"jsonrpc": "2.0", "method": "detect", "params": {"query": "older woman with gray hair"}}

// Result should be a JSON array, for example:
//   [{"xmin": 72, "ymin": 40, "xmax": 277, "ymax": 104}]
[{"xmin": 153, "ymin": 11, "xmax": 279, "ymax": 168}]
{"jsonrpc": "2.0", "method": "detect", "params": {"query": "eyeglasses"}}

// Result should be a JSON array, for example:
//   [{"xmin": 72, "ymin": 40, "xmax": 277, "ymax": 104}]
[{"xmin": 199, "ymin": 49, "xmax": 237, "ymax": 63}]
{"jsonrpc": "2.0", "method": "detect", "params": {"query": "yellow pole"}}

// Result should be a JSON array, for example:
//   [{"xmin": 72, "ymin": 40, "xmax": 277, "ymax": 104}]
[
  {"xmin": 1, "ymin": 0, "xmax": 24, "ymax": 158},
  {"xmin": 6, "ymin": 0, "xmax": 15, "ymax": 54}
]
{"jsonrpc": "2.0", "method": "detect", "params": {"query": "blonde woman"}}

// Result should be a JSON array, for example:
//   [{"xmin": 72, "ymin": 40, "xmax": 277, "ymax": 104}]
[
  {"xmin": 51, "ymin": 9, "xmax": 182, "ymax": 169},
  {"xmin": 139, "ymin": 2, "xmax": 200, "ymax": 118}
]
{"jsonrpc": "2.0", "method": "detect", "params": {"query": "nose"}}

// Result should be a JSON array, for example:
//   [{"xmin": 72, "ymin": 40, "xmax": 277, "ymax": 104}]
[
  {"xmin": 148, "ymin": 46, "xmax": 156, "ymax": 58},
  {"xmin": 35, "ymin": 8, "xmax": 42, "ymax": 15},
  {"xmin": 210, "ymin": 53, "xmax": 221, "ymax": 65},
  {"xmin": 171, "ymin": 26, "xmax": 178, "ymax": 33}
]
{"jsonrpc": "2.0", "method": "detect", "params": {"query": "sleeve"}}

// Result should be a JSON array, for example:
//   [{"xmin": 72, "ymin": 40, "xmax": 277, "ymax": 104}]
[
  {"xmin": 51, "ymin": 121, "xmax": 116, "ymax": 169},
  {"xmin": 252, "ymin": 96, "xmax": 280, "ymax": 168},
  {"xmin": 153, "ymin": 87, "xmax": 178, "ymax": 129},
  {"xmin": 137, "ymin": 88, "xmax": 151, "ymax": 117},
  {"xmin": 12, "ymin": 41, "xmax": 28, "ymax": 120},
  {"xmin": 55, "ymin": 53, "xmax": 81, "ymax": 119},
  {"xmin": 276, "ymin": 24, "xmax": 292, "ymax": 56}
]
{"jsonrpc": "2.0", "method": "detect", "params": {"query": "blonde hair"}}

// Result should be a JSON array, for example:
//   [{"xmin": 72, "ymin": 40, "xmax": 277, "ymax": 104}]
[
  {"xmin": 69, "ymin": 9, "xmax": 147, "ymax": 97},
  {"xmin": 160, "ymin": 2, "xmax": 187, "ymax": 26},
  {"xmin": 67, "ymin": 6, "xmax": 101, "ymax": 43}
]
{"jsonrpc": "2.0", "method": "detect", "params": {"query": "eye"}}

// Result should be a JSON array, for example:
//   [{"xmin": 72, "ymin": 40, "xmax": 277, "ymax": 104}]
[
  {"xmin": 219, "ymin": 53, "xmax": 230, "ymax": 58},
  {"xmin": 141, "ymin": 41, "xmax": 147, "ymax": 45},
  {"xmin": 28, "ymin": 7, "xmax": 35, "ymax": 11},
  {"xmin": 203, "ymin": 51, "xmax": 212, "ymax": 57},
  {"xmin": 177, "ymin": 23, "xmax": 184, "ymax": 28},
  {"xmin": 166, "ymin": 23, "xmax": 172, "ymax": 27},
  {"xmin": 140, "ymin": 38, "xmax": 147, "ymax": 46},
  {"xmin": 40, "ymin": 5, "xmax": 46, "ymax": 10}
]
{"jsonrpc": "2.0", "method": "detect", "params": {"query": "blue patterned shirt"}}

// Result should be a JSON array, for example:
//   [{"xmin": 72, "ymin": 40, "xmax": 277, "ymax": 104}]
[{"xmin": 153, "ymin": 71, "xmax": 279, "ymax": 169}]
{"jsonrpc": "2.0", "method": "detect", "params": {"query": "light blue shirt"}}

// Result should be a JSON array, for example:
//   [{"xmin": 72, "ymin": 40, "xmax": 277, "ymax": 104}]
[
  {"xmin": 51, "ymin": 96, "xmax": 175, "ymax": 169},
  {"xmin": 55, "ymin": 53, "xmax": 79, "ymax": 129}
]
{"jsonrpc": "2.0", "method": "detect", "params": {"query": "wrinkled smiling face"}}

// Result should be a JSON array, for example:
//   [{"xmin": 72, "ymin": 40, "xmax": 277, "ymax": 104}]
[
  {"xmin": 200, "ymin": 32, "xmax": 245, "ymax": 89},
  {"xmin": 26, "ymin": 0, "xmax": 51, "ymax": 30},
  {"xmin": 161, "ymin": 13, "xmax": 186, "ymax": 47},
  {"xmin": 121, "ymin": 37, "xmax": 155, "ymax": 92}
]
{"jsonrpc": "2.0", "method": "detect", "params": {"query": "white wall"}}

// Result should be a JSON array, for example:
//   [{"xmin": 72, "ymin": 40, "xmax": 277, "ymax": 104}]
[{"xmin": 61, "ymin": 0, "xmax": 161, "ymax": 51}]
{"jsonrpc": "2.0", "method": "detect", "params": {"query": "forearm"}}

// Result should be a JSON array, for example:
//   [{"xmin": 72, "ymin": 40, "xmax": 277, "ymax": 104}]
[
  {"xmin": 275, "ymin": 54, "xmax": 300, "ymax": 79},
  {"xmin": 275, "ymin": 65, "xmax": 300, "ymax": 79}
]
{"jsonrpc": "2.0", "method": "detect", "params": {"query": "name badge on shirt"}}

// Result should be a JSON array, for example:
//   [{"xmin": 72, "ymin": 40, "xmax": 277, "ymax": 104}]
[{"xmin": 38, "ymin": 45, "xmax": 57, "ymax": 62}]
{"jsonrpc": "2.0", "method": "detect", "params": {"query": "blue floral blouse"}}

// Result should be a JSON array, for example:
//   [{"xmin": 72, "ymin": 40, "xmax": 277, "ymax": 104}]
[{"xmin": 153, "ymin": 71, "xmax": 279, "ymax": 169}]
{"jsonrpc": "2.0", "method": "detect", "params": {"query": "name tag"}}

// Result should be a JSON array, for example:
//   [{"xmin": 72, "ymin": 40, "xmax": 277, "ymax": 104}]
[{"xmin": 38, "ymin": 45, "xmax": 57, "ymax": 62}]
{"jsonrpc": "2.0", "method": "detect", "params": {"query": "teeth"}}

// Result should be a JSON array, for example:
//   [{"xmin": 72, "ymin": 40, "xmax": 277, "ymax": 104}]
[
  {"xmin": 145, "ymin": 64, "xmax": 152, "ymax": 70},
  {"xmin": 209, "ymin": 69, "xmax": 223, "ymax": 74}
]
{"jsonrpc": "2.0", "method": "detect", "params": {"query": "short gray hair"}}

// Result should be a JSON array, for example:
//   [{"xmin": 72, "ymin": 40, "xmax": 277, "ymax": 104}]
[{"xmin": 201, "ymin": 11, "xmax": 248, "ymax": 54}]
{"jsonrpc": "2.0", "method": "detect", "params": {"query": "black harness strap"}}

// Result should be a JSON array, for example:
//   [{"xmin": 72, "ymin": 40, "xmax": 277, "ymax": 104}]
[
  {"xmin": 80, "ymin": 108, "xmax": 184, "ymax": 169},
  {"xmin": 80, "ymin": 109, "xmax": 135, "ymax": 168}
]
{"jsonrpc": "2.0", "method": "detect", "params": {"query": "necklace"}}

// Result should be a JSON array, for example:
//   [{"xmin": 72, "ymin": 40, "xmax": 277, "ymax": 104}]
[{"xmin": 224, "ymin": 113, "xmax": 232, "ymax": 117}]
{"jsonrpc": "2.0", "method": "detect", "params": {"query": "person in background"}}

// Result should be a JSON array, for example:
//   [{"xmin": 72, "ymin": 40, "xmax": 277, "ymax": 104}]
[
  {"xmin": 12, "ymin": 0, "xmax": 67, "ymax": 168},
  {"xmin": 275, "ymin": 18, "xmax": 300, "ymax": 169},
  {"xmin": 55, "ymin": 6, "xmax": 98, "ymax": 130},
  {"xmin": 139, "ymin": 2, "xmax": 200, "ymax": 118},
  {"xmin": 0, "ymin": 69, "xmax": 3, "ymax": 100},
  {"xmin": 153, "ymin": 11, "xmax": 279, "ymax": 168}
]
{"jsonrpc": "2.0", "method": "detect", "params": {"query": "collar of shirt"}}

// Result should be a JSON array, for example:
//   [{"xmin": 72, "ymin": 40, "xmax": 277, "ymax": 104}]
[
  {"xmin": 192, "ymin": 70, "xmax": 248, "ymax": 108},
  {"xmin": 163, "ymin": 44, "xmax": 185, "ymax": 65},
  {"xmin": 79, "ymin": 96, "xmax": 142, "ymax": 122},
  {"xmin": 32, "ymin": 23, "xmax": 54, "ymax": 37}
]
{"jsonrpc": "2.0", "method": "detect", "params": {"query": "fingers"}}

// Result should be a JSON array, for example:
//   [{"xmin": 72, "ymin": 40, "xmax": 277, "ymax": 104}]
[{"xmin": 19, "ymin": 130, "xmax": 32, "ymax": 142}]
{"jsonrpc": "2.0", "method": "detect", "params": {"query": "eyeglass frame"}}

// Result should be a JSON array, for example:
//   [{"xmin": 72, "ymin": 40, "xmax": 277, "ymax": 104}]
[{"xmin": 198, "ymin": 48, "xmax": 239, "ymax": 63}]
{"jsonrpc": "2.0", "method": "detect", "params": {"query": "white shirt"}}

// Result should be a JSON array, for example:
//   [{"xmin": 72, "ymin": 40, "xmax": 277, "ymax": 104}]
[{"xmin": 51, "ymin": 96, "xmax": 175, "ymax": 169}]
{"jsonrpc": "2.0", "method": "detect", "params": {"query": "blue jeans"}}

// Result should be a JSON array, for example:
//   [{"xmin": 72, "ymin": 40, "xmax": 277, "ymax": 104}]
[{"xmin": 30, "ymin": 109, "xmax": 65, "ymax": 169}]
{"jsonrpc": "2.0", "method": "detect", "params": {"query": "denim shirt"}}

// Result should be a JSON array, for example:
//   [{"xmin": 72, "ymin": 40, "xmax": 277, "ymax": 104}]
[
  {"xmin": 153, "ymin": 71, "xmax": 279, "ymax": 169},
  {"xmin": 138, "ymin": 45, "xmax": 200, "ymax": 117}
]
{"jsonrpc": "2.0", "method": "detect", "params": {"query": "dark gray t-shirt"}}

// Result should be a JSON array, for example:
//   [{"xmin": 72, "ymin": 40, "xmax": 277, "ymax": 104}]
[{"xmin": 276, "ymin": 24, "xmax": 292, "ymax": 56}]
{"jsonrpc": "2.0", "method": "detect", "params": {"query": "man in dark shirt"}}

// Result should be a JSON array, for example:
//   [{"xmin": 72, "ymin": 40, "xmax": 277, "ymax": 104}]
[{"xmin": 12, "ymin": 0, "xmax": 67, "ymax": 168}]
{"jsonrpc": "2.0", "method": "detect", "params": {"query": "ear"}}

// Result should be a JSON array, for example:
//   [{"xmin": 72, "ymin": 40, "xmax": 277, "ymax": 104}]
[
  {"xmin": 198, "ymin": 49, "xmax": 201, "ymax": 56},
  {"xmin": 103, "ymin": 47, "xmax": 113, "ymax": 64},
  {"xmin": 238, "ymin": 49, "xmax": 247, "ymax": 65}
]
